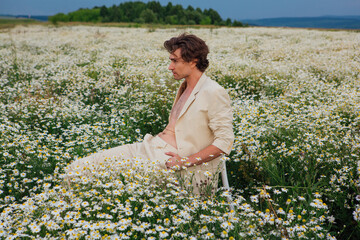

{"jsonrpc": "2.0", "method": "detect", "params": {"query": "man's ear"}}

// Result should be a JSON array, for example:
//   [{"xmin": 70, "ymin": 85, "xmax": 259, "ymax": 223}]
[{"xmin": 191, "ymin": 59, "xmax": 198, "ymax": 68}]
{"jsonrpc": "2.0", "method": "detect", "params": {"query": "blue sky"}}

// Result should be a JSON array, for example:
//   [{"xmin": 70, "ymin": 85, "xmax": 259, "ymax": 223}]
[{"xmin": 1, "ymin": 0, "xmax": 360, "ymax": 20}]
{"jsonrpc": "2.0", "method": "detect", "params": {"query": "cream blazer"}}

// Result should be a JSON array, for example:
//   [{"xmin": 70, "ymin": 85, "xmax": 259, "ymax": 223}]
[{"xmin": 173, "ymin": 73, "xmax": 234, "ymax": 182}]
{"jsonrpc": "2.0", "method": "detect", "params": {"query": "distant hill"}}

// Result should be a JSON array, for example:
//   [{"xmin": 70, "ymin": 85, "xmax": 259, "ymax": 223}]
[
  {"xmin": 242, "ymin": 16, "xmax": 360, "ymax": 29},
  {"xmin": 0, "ymin": 14, "xmax": 48, "ymax": 21}
]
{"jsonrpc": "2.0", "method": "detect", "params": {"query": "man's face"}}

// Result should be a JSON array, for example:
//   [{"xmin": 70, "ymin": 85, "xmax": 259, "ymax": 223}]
[{"xmin": 168, "ymin": 48, "xmax": 196, "ymax": 80}]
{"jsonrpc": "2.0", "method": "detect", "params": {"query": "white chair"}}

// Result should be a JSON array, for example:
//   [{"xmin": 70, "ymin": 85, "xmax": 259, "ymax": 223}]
[{"xmin": 221, "ymin": 160, "xmax": 235, "ymax": 211}]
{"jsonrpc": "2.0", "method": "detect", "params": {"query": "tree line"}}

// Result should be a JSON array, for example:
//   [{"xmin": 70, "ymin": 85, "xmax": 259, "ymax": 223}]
[{"xmin": 49, "ymin": 1, "xmax": 245, "ymax": 26}]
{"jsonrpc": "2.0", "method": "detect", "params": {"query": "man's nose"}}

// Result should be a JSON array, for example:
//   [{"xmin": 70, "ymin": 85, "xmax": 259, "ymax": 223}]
[{"xmin": 168, "ymin": 62, "xmax": 174, "ymax": 70}]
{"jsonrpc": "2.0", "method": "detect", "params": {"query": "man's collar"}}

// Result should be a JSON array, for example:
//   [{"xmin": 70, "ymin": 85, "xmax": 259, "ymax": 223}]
[
  {"xmin": 174, "ymin": 73, "xmax": 208, "ymax": 120},
  {"xmin": 191, "ymin": 73, "xmax": 208, "ymax": 95}
]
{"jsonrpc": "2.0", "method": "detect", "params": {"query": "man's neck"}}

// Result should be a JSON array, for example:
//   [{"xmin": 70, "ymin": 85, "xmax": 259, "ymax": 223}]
[{"xmin": 184, "ymin": 70, "xmax": 203, "ymax": 90}]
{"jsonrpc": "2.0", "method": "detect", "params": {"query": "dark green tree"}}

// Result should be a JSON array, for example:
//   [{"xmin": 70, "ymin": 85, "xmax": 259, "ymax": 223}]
[
  {"xmin": 68, "ymin": 8, "xmax": 100, "ymax": 22},
  {"xmin": 100, "ymin": 5, "xmax": 109, "ymax": 22},
  {"xmin": 204, "ymin": 8, "xmax": 222, "ymax": 24},
  {"xmin": 48, "ymin": 1, "xmax": 245, "ymax": 27},
  {"xmin": 165, "ymin": 2, "xmax": 173, "ymax": 14},
  {"xmin": 120, "ymin": 1, "xmax": 146, "ymax": 22},
  {"xmin": 185, "ymin": 10, "xmax": 202, "ymax": 24},
  {"xmin": 140, "ymin": 9, "xmax": 157, "ymax": 23},
  {"xmin": 147, "ymin": 1, "xmax": 162, "ymax": 15},
  {"xmin": 200, "ymin": 16, "xmax": 211, "ymax": 25},
  {"xmin": 186, "ymin": 5, "xmax": 194, "ymax": 11},
  {"xmin": 165, "ymin": 15, "xmax": 178, "ymax": 25},
  {"xmin": 232, "ymin": 20, "xmax": 244, "ymax": 27},
  {"xmin": 49, "ymin": 13, "xmax": 69, "ymax": 24},
  {"xmin": 100, "ymin": 6, "xmax": 108, "ymax": 18},
  {"xmin": 225, "ymin": 18, "xmax": 232, "ymax": 26},
  {"xmin": 148, "ymin": 1, "xmax": 164, "ymax": 22},
  {"xmin": 109, "ymin": 5, "xmax": 121, "ymax": 22}
]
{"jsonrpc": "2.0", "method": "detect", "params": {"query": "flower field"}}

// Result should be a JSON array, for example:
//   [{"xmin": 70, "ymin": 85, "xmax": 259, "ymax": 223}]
[{"xmin": 0, "ymin": 25, "xmax": 359, "ymax": 239}]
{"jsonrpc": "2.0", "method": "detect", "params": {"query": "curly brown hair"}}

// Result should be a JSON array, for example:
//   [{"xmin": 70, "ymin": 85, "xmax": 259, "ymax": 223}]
[{"xmin": 164, "ymin": 33, "xmax": 209, "ymax": 72}]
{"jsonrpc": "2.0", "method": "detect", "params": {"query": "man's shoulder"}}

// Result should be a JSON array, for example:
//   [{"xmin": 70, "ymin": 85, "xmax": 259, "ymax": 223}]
[{"xmin": 201, "ymin": 74, "xmax": 227, "ymax": 93}]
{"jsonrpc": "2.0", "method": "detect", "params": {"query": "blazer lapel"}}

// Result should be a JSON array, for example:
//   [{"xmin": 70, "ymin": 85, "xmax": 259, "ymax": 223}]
[
  {"xmin": 172, "ymin": 81, "xmax": 187, "ymax": 108},
  {"xmin": 177, "ymin": 74, "xmax": 208, "ymax": 120}
]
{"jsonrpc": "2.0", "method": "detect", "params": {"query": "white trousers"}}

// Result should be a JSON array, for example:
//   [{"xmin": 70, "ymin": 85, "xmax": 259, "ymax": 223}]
[
  {"xmin": 66, "ymin": 134, "xmax": 221, "ymax": 195},
  {"xmin": 67, "ymin": 134, "xmax": 177, "ymax": 171}
]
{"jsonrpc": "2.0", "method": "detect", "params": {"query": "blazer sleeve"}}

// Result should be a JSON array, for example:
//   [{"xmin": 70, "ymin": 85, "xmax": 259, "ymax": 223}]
[{"xmin": 207, "ymin": 86, "xmax": 234, "ymax": 155}]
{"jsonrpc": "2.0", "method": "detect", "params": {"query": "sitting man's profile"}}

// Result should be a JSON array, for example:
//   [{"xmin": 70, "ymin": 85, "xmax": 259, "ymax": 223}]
[{"xmin": 67, "ymin": 33, "xmax": 234, "ymax": 194}]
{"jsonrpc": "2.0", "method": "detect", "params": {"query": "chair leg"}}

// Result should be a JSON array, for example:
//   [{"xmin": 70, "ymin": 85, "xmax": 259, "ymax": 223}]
[{"xmin": 221, "ymin": 161, "xmax": 235, "ymax": 211}]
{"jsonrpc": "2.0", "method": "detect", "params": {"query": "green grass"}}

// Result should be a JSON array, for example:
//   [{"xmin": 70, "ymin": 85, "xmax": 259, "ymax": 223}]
[{"xmin": 0, "ymin": 18, "xmax": 42, "ymax": 29}]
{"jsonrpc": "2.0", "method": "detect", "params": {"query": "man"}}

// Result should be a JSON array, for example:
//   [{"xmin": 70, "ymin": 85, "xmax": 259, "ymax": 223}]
[{"xmin": 67, "ymin": 33, "xmax": 234, "ymax": 194}]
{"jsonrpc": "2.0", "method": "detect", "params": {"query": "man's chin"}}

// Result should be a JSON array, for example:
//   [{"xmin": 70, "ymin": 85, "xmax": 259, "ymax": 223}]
[{"xmin": 173, "ymin": 75, "xmax": 183, "ymax": 81}]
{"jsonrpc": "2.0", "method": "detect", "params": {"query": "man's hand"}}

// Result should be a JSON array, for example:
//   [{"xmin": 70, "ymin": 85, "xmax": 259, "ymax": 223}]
[
  {"xmin": 165, "ymin": 145, "xmax": 224, "ymax": 170},
  {"xmin": 165, "ymin": 152, "xmax": 182, "ymax": 170}
]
